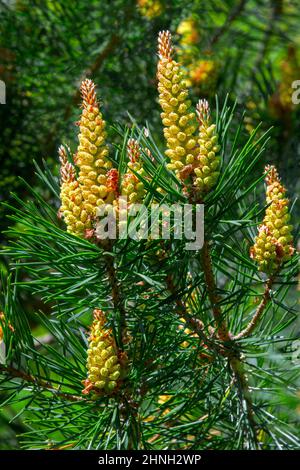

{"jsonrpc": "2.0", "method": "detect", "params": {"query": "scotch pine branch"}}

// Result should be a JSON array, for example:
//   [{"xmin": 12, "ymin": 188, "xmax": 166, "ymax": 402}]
[
  {"xmin": 201, "ymin": 240, "xmax": 232, "ymax": 342},
  {"xmin": 118, "ymin": 391, "xmax": 141, "ymax": 450},
  {"xmin": 166, "ymin": 274, "xmax": 208, "ymax": 342},
  {"xmin": 229, "ymin": 356, "xmax": 258, "ymax": 445},
  {"xmin": 233, "ymin": 274, "xmax": 276, "ymax": 340},
  {"xmin": 102, "ymin": 244, "xmax": 127, "ymax": 352},
  {"xmin": 165, "ymin": 273, "xmax": 230, "ymax": 361},
  {"xmin": 200, "ymin": 240, "xmax": 258, "ymax": 441},
  {"xmin": 2, "ymin": 21, "xmax": 299, "ymax": 449},
  {"xmin": 0, "ymin": 364, "xmax": 84, "ymax": 402}
]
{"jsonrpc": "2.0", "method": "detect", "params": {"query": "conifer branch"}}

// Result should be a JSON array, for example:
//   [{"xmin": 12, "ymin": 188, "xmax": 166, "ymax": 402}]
[
  {"xmin": 101, "ymin": 243, "xmax": 127, "ymax": 352},
  {"xmin": 201, "ymin": 240, "xmax": 258, "ymax": 441},
  {"xmin": 106, "ymin": 256, "xmax": 127, "ymax": 349},
  {"xmin": 233, "ymin": 274, "xmax": 276, "ymax": 340},
  {"xmin": 166, "ymin": 274, "xmax": 203, "ymax": 330},
  {"xmin": 201, "ymin": 240, "xmax": 232, "ymax": 342},
  {"xmin": 0, "ymin": 364, "xmax": 84, "ymax": 402},
  {"xmin": 166, "ymin": 273, "xmax": 228, "ymax": 357},
  {"xmin": 90, "ymin": 243, "xmax": 135, "ymax": 447},
  {"xmin": 229, "ymin": 356, "xmax": 258, "ymax": 445}
]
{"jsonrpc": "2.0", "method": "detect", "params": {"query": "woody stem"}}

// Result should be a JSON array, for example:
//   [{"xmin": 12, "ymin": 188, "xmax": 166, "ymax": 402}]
[
  {"xmin": 166, "ymin": 273, "xmax": 225, "ymax": 356},
  {"xmin": 233, "ymin": 274, "xmax": 276, "ymax": 340},
  {"xmin": 103, "ymin": 247, "xmax": 127, "ymax": 351},
  {"xmin": 201, "ymin": 239, "xmax": 258, "ymax": 444},
  {"xmin": 0, "ymin": 364, "xmax": 83, "ymax": 402},
  {"xmin": 201, "ymin": 240, "xmax": 231, "ymax": 341}
]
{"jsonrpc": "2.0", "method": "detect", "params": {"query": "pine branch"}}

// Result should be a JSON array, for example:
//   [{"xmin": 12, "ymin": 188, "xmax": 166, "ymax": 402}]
[
  {"xmin": 201, "ymin": 240, "xmax": 232, "ymax": 342},
  {"xmin": 229, "ymin": 356, "xmax": 258, "ymax": 446},
  {"xmin": 0, "ymin": 364, "xmax": 84, "ymax": 402},
  {"xmin": 160, "ymin": 242, "xmax": 221, "ymax": 355},
  {"xmin": 233, "ymin": 274, "xmax": 276, "ymax": 340},
  {"xmin": 166, "ymin": 273, "xmax": 217, "ymax": 351},
  {"xmin": 201, "ymin": 240, "xmax": 258, "ymax": 445},
  {"xmin": 118, "ymin": 391, "xmax": 141, "ymax": 450},
  {"xmin": 100, "ymin": 241, "xmax": 127, "ymax": 351},
  {"xmin": 96, "ymin": 241, "xmax": 135, "ymax": 448}
]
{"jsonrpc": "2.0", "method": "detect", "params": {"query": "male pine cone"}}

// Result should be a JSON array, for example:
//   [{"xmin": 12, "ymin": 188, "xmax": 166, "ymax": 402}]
[
  {"xmin": 59, "ymin": 79, "xmax": 118, "ymax": 237},
  {"xmin": 121, "ymin": 138, "xmax": 146, "ymax": 204},
  {"xmin": 157, "ymin": 31, "xmax": 198, "ymax": 179},
  {"xmin": 82, "ymin": 309, "xmax": 124, "ymax": 395},
  {"xmin": 77, "ymin": 79, "xmax": 116, "ymax": 213},
  {"xmin": 251, "ymin": 165, "xmax": 294, "ymax": 273},
  {"xmin": 194, "ymin": 99, "xmax": 221, "ymax": 193},
  {"xmin": 59, "ymin": 146, "xmax": 91, "ymax": 236},
  {"xmin": 157, "ymin": 31, "xmax": 220, "ymax": 199}
]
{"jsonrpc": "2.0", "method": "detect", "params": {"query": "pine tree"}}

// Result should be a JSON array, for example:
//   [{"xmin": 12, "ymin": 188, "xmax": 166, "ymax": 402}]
[{"xmin": 0, "ymin": 30, "xmax": 299, "ymax": 451}]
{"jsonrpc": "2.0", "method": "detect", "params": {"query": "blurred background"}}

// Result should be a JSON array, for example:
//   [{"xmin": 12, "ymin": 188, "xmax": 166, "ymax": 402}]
[{"xmin": 0, "ymin": 0, "xmax": 299, "ymax": 448}]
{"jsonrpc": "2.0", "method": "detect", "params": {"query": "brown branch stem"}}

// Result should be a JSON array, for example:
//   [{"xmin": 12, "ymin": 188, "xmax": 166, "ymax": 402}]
[
  {"xmin": 201, "ymin": 240, "xmax": 258, "ymax": 443},
  {"xmin": 233, "ymin": 274, "xmax": 276, "ymax": 340},
  {"xmin": 105, "ymin": 258, "xmax": 127, "ymax": 351},
  {"xmin": 98, "ymin": 240, "xmax": 127, "ymax": 351},
  {"xmin": 201, "ymin": 240, "xmax": 232, "ymax": 342},
  {"xmin": 166, "ymin": 273, "xmax": 224, "ymax": 356},
  {"xmin": 0, "ymin": 364, "xmax": 83, "ymax": 402},
  {"xmin": 229, "ymin": 355, "xmax": 258, "ymax": 442}
]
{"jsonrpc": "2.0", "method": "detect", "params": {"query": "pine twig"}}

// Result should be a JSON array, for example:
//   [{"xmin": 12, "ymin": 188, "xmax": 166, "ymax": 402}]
[
  {"xmin": 0, "ymin": 364, "xmax": 84, "ymax": 402},
  {"xmin": 96, "ymin": 240, "xmax": 134, "ymax": 447},
  {"xmin": 229, "ymin": 355, "xmax": 258, "ymax": 444},
  {"xmin": 101, "ymin": 244, "xmax": 127, "ymax": 351},
  {"xmin": 166, "ymin": 273, "xmax": 204, "ymax": 333},
  {"xmin": 233, "ymin": 274, "xmax": 276, "ymax": 340},
  {"xmin": 201, "ymin": 240, "xmax": 232, "ymax": 342},
  {"xmin": 165, "ymin": 273, "xmax": 223, "ymax": 355},
  {"xmin": 201, "ymin": 240, "xmax": 258, "ymax": 445}
]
